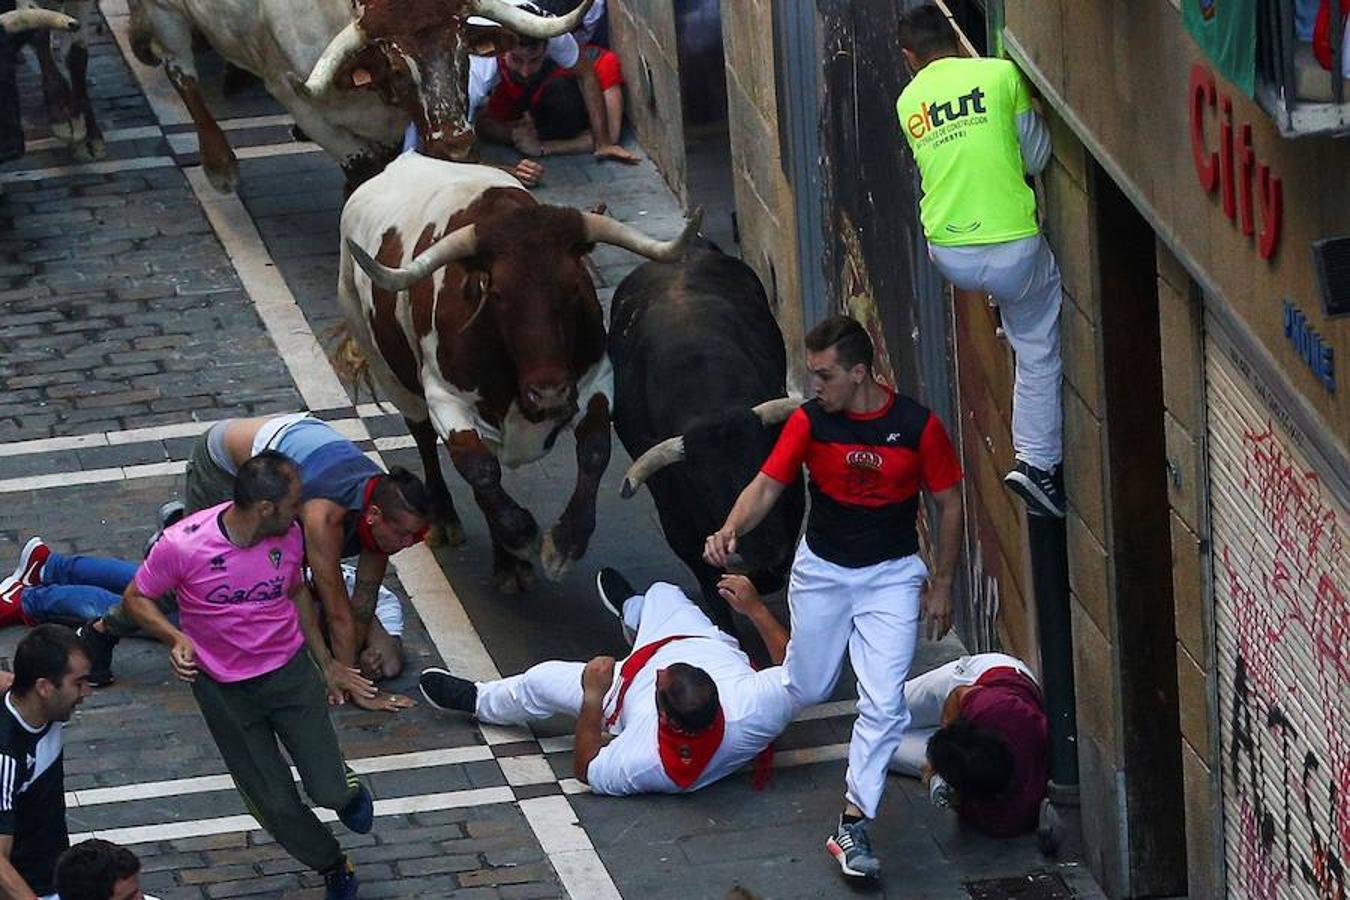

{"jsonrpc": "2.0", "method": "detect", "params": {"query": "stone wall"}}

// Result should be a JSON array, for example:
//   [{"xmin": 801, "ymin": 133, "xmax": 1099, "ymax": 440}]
[{"xmin": 608, "ymin": 0, "xmax": 687, "ymax": 204}]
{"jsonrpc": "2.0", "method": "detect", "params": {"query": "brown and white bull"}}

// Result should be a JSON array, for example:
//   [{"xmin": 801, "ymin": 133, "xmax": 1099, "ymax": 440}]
[
  {"xmin": 336, "ymin": 152, "xmax": 699, "ymax": 591},
  {"xmin": 129, "ymin": 0, "xmax": 591, "ymax": 191}
]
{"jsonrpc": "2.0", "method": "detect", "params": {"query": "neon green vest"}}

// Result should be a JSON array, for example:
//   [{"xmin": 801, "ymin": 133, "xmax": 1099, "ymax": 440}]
[{"xmin": 896, "ymin": 57, "xmax": 1039, "ymax": 246}]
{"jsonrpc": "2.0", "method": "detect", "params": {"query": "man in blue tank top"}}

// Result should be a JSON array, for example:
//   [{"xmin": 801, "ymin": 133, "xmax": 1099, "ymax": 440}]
[{"xmin": 80, "ymin": 414, "xmax": 432, "ymax": 710}]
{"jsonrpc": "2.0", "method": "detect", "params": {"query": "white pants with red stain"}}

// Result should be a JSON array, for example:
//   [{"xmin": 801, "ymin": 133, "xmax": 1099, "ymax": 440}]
[
  {"xmin": 929, "ymin": 233, "xmax": 1064, "ymax": 471},
  {"xmin": 782, "ymin": 540, "xmax": 927, "ymax": 820},
  {"xmin": 888, "ymin": 652, "xmax": 1037, "ymax": 777}
]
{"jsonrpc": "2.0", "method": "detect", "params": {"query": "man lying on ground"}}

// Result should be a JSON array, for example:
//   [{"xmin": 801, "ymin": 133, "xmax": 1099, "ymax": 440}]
[{"xmin": 420, "ymin": 569, "xmax": 798, "ymax": 795}]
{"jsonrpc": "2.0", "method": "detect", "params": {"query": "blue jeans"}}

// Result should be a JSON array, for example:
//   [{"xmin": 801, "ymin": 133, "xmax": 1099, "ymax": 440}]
[{"xmin": 22, "ymin": 554, "xmax": 137, "ymax": 624}]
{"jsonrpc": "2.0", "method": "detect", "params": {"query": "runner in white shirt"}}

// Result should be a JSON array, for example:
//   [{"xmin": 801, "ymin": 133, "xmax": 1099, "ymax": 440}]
[{"xmin": 419, "ymin": 571, "xmax": 799, "ymax": 795}]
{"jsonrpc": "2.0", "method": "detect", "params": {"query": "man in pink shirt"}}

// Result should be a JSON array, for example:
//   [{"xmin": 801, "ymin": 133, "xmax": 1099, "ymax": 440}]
[{"xmin": 123, "ymin": 451, "xmax": 376, "ymax": 900}]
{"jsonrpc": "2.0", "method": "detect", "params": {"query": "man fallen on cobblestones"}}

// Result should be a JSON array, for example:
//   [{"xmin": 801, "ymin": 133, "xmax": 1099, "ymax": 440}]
[
  {"xmin": 2, "ymin": 539, "xmax": 407, "ymax": 688},
  {"xmin": 896, "ymin": 4, "xmax": 1065, "ymax": 518},
  {"xmin": 0, "ymin": 625, "xmax": 92, "ymax": 900},
  {"xmin": 122, "ymin": 451, "xmax": 375, "ymax": 900},
  {"xmin": 704, "ymin": 315, "xmax": 965, "ymax": 882},
  {"xmin": 888, "ymin": 652, "xmax": 1048, "ymax": 839},
  {"xmin": 419, "ymin": 569, "xmax": 799, "ymax": 795},
  {"xmin": 53, "ymin": 839, "xmax": 160, "ymax": 900},
  {"xmin": 81, "ymin": 413, "xmax": 429, "ymax": 708}
]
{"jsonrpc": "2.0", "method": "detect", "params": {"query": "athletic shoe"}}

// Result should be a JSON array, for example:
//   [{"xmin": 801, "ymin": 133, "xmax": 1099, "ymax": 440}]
[
  {"xmin": 157, "ymin": 500, "xmax": 185, "ymax": 529},
  {"xmin": 323, "ymin": 857, "xmax": 359, "ymax": 900},
  {"xmin": 7, "ymin": 537, "xmax": 50, "ymax": 589},
  {"xmin": 1037, "ymin": 796, "xmax": 1064, "ymax": 856},
  {"xmin": 419, "ymin": 667, "xmax": 477, "ymax": 714},
  {"xmin": 0, "ymin": 581, "xmax": 21, "ymax": 610},
  {"xmin": 928, "ymin": 774, "xmax": 955, "ymax": 808},
  {"xmin": 595, "ymin": 567, "xmax": 637, "ymax": 646},
  {"xmin": 825, "ymin": 816, "xmax": 881, "ymax": 880},
  {"xmin": 75, "ymin": 622, "xmax": 119, "ymax": 688},
  {"xmin": 1004, "ymin": 461, "xmax": 1066, "ymax": 519},
  {"xmin": 337, "ymin": 783, "xmax": 374, "ymax": 835}
]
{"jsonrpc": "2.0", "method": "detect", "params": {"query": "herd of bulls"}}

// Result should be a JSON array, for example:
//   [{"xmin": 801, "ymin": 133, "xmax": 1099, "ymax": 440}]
[{"xmin": 6, "ymin": 0, "xmax": 806, "ymax": 634}]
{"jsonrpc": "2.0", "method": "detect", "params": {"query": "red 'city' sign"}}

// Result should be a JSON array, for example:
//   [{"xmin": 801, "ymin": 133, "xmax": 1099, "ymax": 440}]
[{"xmin": 1189, "ymin": 63, "xmax": 1283, "ymax": 260}]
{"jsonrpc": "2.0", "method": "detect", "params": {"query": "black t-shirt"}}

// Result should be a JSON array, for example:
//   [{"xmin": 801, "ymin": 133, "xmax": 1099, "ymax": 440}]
[{"xmin": 0, "ymin": 694, "xmax": 68, "ymax": 895}]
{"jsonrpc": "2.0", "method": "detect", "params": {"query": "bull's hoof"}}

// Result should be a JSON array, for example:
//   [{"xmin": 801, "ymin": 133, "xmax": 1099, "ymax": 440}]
[
  {"xmin": 493, "ymin": 560, "xmax": 536, "ymax": 594},
  {"xmin": 427, "ymin": 520, "xmax": 466, "ymax": 549},
  {"xmin": 539, "ymin": 530, "xmax": 576, "ymax": 582},
  {"xmin": 72, "ymin": 135, "xmax": 105, "ymax": 162},
  {"xmin": 205, "ymin": 160, "xmax": 240, "ymax": 194},
  {"xmin": 502, "ymin": 532, "xmax": 541, "ymax": 563}
]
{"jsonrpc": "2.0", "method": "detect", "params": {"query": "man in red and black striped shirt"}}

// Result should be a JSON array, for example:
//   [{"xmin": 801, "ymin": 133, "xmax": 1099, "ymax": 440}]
[{"xmin": 705, "ymin": 315, "xmax": 964, "ymax": 883}]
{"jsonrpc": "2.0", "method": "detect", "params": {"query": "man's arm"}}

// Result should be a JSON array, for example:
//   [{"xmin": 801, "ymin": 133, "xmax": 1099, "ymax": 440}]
[
  {"xmin": 1017, "ymin": 108, "xmax": 1051, "ymax": 176},
  {"xmin": 0, "ymin": 835, "xmax": 37, "ymax": 900},
  {"xmin": 289, "ymin": 582, "xmax": 375, "ymax": 705},
  {"xmin": 570, "ymin": 55, "xmax": 638, "ymax": 163},
  {"xmin": 921, "ymin": 484, "xmax": 963, "ymax": 640},
  {"xmin": 717, "ymin": 575, "xmax": 788, "ymax": 665},
  {"xmin": 573, "ymin": 655, "xmax": 614, "ymax": 783},
  {"xmin": 347, "ymin": 550, "xmax": 389, "ymax": 652},
  {"xmin": 301, "ymin": 500, "xmax": 359, "ymax": 667},
  {"xmin": 703, "ymin": 473, "xmax": 787, "ymax": 568},
  {"xmin": 124, "ymin": 580, "xmax": 197, "ymax": 682}
]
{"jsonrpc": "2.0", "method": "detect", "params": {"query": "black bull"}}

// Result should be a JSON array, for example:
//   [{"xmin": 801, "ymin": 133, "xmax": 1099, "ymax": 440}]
[{"xmin": 609, "ymin": 245, "xmax": 805, "ymax": 648}]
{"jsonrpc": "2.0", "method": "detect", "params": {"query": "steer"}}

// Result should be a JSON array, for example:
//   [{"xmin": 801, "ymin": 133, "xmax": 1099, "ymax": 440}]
[
  {"xmin": 4, "ymin": 1, "xmax": 102, "ymax": 160},
  {"xmin": 128, "ymin": 0, "xmax": 591, "ymax": 191},
  {"xmin": 609, "ymin": 244, "xmax": 806, "ymax": 645},
  {"xmin": 337, "ymin": 152, "xmax": 699, "ymax": 591}
]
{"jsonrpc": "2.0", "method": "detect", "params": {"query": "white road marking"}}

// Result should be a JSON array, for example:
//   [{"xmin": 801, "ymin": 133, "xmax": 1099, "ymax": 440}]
[
  {"xmin": 0, "ymin": 156, "xmax": 175, "ymax": 184},
  {"xmin": 65, "ymin": 746, "xmax": 496, "ymax": 807},
  {"xmin": 23, "ymin": 125, "xmax": 163, "ymax": 153},
  {"xmin": 498, "ymin": 755, "xmax": 558, "ymax": 787},
  {"xmin": 519, "ymin": 797, "xmax": 621, "ymax": 900},
  {"xmin": 0, "ymin": 460, "xmax": 186, "ymax": 494},
  {"xmin": 70, "ymin": 786, "xmax": 516, "ymax": 846}
]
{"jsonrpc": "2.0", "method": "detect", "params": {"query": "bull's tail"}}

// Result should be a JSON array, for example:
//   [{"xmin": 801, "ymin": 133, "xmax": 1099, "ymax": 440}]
[
  {"xmin": 127, "ymin": 0, "xmax": 160, "ymax": 66},
  {"xmin": 323, "ymin": 321, "xmax": 393, "ymax": 413}
]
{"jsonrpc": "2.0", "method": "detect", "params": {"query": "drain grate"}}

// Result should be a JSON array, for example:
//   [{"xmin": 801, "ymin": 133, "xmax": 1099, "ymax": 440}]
[{"xmin": 964, "ymin": 871, "xmax": 1076, "ymax": 900}]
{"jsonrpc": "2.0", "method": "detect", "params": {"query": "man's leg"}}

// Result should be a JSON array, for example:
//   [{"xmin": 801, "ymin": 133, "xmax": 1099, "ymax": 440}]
[
  {"xmin": 843, "ymin": 554, "xmax": 926, "ymax": 819},
  {"xmin": 263, "ymin": 653, "xmax": 364, "ymax": 818},
  {"xmin": 39, "ymin": 552, "xmax": 137, "ymax": 594},
  {"xmin": 22, "ymin": 582, "xmax": 123, "ymax": 624},
  {"xmin": 192, "ymin": 662, "xmax": 348, "ymax": 875},
  {"xmin": 890, "ymin": 658, "xmax": 963, "ymax": 777},
  {"xmin": 184, "ymin": 425, "xmax": 237, "ymax": 514},
  {"xmin": 475, "ymin": 660, "xmax": 586, "ymax": 724},
  {"xmin": 781, "ymin": 542, "xmax": 855, "ymax": 708},
  {"xmin": 989, "ymin": 236, "xmax": 1063, "ymax": 473}
]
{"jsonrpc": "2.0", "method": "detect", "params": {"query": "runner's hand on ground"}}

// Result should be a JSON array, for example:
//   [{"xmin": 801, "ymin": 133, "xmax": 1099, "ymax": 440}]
[
  {"xmin": 594, "ymin": 143, "xmax": 639, "ymax": 164},
  {"xmin": 352, "ymin": 690, "xmax": 415, "ymax": 712}
]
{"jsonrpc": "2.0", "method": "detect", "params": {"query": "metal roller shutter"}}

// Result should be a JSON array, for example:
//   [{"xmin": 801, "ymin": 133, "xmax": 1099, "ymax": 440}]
[{"xmin": 1207, "ymin": 322, "xmax": 1350, "ymax": 899}]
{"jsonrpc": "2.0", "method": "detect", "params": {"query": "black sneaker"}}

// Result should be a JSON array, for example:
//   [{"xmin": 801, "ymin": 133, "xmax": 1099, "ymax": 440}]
[
  {"xmin": 337, "ymin": 782, "xmax": 373, "ymax": 834},
  {"xmin": 1005, "ymin": 461, "xmax": 1066, "ymax": 518},
  {"xmin": 323, "ymin": 856, "xmax": 359, "ymax": 900},
  {"xmin": 419, "ymin": 668, "xmax": 477, "ymax": 714},
  {"xmin": 157, "ymin": 500, "xmax": 185, "ymax": 529},
  {"xmin": 76, "ymin": 622, "xmax": 119, "ymax": 688},
  {"xmin": 595, "ymin": 567, "xmax": 637, "ymax": 645}
]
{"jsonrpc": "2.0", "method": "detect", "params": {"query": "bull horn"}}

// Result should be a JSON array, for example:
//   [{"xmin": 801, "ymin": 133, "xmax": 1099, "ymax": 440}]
[
  {"xmin": 582, "ymin": 207, "xmax": 703, "ymax": 262},
  {"xmin": 752, "ymin": 397, "xmax": 802, "ymax": 426},
  {"xmin": 346, "ymin": 224, "xmax": 479, "ymax": 292},
  {"xmin": 303, "ymin": 21, "xmax": 368, "ymax": 95},
  {"xmin": 470, "ymin": 0, "xmax": 595, "ymax": 39},
  {"xmin": 620, "ymin": 435, "xmax": 685, "ymax": 498},
  {"xmin": 0, "ymin": 8, "xmax": 79, "ymax": 33}
]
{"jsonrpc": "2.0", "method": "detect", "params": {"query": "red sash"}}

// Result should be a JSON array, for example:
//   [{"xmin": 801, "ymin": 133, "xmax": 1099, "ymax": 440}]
[{"xmin": 604, "ymin": 634, "xmax": 726, "ymax": 789}]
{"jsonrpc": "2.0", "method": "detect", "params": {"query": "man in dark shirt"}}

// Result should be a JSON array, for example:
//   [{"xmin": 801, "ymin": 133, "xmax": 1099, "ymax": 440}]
[
  {"xmin": 0, "ymin": 625, "xmax": 92, "ymax": 899},
  {"xmin": 705, "ymin": 315, "xmax": 965, "ymax": 883}
]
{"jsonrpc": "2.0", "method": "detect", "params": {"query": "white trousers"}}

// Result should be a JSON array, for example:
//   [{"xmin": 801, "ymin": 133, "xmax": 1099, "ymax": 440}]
[
  {"xmin": 888, "ymin": 652, "xmax": 1036, "ymax": 777},
  {"xmin": 783, "ymin": 541, "xmax": 926, "ymax": 819},
  {"xmin": 929, "ymin": 234, "xmax": 1064, "ymax": 470},
  {"xmin": 474, "ymin": 585, "xmax": 704, "ymax": 725}
]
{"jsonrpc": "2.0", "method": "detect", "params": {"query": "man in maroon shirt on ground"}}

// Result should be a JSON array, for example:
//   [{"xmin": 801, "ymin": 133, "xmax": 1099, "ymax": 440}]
[{"xmin": 705, "ymin": 315, "xmax": 965, "ymax": 883}]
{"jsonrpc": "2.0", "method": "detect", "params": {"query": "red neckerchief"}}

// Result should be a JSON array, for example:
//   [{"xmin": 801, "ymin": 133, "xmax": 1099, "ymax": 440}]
[
  {"xmin": 353, "ymin": 476, "xmax": 431, "ymax": 553},
  {"xmin": 603, "ymin": 634, "xmax": 726, "ymax": 789}
]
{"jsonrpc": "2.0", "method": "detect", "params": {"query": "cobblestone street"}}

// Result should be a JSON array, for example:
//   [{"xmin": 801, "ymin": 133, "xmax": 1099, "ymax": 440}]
[{"xmin": 0, "ymin": 4, "xmax": 1103, "ymax": 897}]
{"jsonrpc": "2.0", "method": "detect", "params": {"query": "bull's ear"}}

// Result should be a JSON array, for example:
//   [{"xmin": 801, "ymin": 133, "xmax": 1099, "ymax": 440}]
[{"xmin": 465, "ymin": 24, "xmax": 520, "ymax": 56}]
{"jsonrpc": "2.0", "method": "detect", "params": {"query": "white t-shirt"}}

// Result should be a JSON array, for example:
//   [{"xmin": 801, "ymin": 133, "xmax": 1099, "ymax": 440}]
[
  {"xmin": 466, "ymin": 0, "xmax": 581, "ymax": 119},
  {"xmin": 305, "ymin": 565, "xmax": 405, "ymax": 638},
  {"xmin": 584, "ymin": 583, "xmax": 798, "ymax": 796}
]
